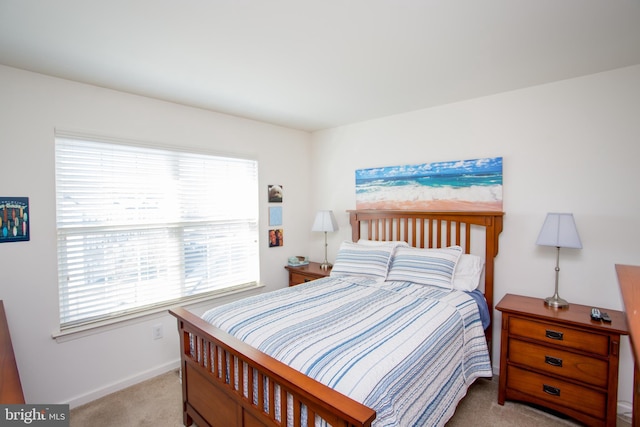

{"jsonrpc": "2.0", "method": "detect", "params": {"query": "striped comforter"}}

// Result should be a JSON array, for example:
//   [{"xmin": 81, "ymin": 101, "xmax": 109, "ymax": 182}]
[{"xmin": 201, "ymin": 276, "xmax": 492, "ymax": 426}]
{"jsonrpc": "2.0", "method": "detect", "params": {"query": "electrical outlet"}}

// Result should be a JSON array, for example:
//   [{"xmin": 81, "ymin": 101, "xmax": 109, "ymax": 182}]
[{"xmin": 152, "ymin": 324, "xmax": 163, "ymax": 340}]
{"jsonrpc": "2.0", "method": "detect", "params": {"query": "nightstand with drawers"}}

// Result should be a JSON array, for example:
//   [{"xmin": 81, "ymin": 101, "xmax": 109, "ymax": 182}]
[
  {"xmin": 284, "ymin": 261, "xmax": 331, "ymax": 286},
  {"xmin": 497, "ymin": 293, "xmax": 629, "ymax": 427}
]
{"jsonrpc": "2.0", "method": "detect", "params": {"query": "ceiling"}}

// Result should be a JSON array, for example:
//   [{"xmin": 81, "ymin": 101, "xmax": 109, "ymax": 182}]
[{"xmin": 1, "ymin": 1, "xmax": 639, "ymax": 132}]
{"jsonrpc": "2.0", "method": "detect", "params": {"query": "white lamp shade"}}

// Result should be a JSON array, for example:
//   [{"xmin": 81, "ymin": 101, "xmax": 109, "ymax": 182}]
[
  {"xmin": 536, "ymin": 213, "xmax": 582, "ymax": 249},
  {"xmin": 312, "ymin": 210, "xmax": 338, "ymax": 233}
]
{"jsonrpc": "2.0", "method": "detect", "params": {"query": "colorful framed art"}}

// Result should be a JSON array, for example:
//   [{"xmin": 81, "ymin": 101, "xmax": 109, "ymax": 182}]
[
  {"xmin": 355, "ymin": 157, "xmax": 503, "ymax": 211},
  {"xmin": 0, "ymin": 197, "xmax": 30, "ymax": 243}
]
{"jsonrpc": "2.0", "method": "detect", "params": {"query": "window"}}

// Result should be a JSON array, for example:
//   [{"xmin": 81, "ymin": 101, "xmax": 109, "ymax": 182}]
[{"xmin": 55, "ymin": 134, "xmax": 259, "ymax": 331}]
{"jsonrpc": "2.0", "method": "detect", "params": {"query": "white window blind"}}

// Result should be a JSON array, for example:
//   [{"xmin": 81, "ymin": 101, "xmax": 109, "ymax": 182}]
[{"xmin": 55, "ymin": 135, "xmax": 259, "ymax": 330}]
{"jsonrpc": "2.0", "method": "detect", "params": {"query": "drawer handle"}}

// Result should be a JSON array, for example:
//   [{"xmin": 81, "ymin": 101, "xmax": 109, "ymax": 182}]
[
  {"xmin": 545, "ymin": 355, "xmax": 563, "ymax": 367},
  {"xmin": 543, "ymin": 384, "xmax": 561, "ymax": 396},
  {"xmin": 304, "ymin": 278, "xmax": 311, "ymax": 282},
  {"xmin": 545, "ymin": 329, "xmax": 564, "ymax": 341}
]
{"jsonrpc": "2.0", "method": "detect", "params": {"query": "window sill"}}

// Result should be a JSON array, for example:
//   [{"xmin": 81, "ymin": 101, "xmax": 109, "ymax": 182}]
[{"xmin": 52, "ymin": 282, "xmax": 265, "ymax": 343}]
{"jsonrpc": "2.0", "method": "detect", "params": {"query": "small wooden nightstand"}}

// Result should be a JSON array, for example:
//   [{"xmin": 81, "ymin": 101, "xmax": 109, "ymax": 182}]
[
  {"xmin": 497, "ymin": 293, "xmax": 629, "ymax": 427},
  {"xmin": 284, "ymin": 262, "xmax": 331, "ymax": 286}
]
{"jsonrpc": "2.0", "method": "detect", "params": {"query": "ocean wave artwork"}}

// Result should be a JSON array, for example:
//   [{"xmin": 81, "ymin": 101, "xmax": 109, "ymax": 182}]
[{"xmin": 355, "ymin": 157, "xmax": 503, "ymax": 211}]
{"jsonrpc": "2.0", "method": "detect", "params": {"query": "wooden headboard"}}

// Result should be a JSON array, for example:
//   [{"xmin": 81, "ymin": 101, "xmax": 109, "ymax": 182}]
[{"xmin": 348, "ymin": 209, "xmax": 504, "ymax": 347}]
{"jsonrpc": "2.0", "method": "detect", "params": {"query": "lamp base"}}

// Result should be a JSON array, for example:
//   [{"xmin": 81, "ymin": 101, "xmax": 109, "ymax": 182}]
[
  {"xmin": 320, "ymin": 261, "xmax": 332, "ymax": 270},
  {"xmin": 544, "ymin": 295, "xmax": 569, "ymax": 308}
]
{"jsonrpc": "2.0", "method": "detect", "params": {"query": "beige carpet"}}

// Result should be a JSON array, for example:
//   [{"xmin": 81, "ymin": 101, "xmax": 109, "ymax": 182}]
[
  {"xmin": 70, "ymin": 370, "xmax": 632, "ymax": 426},
  {"xmin": 70, "ymin": 370, "xmax": 183, "ymax": 427}
]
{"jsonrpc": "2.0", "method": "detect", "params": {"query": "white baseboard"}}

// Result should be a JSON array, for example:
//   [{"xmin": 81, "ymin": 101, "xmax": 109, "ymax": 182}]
[
  {"xmin": 492, "ymin": 365, "xmax": 500, "ymax": 377},
  {"xmin": 618, "ymin": 401, "xmax": 633, "ymax": 421},
  {"xmin": 66, "ymin": 359, "xmax": 180, "ymax": 409}
]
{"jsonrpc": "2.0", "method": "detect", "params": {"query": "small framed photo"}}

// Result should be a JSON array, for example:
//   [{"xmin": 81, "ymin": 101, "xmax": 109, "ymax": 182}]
[
  {"xmin": 1, "ymin": 197, "xmax": 30, "ymax": 243},
  {"xmin": 268, "ymin": 229, "xmax": 284, "ymax": 247},
  {"xmin": 269, "ymin": 206, "xmax": 283, "ymax": 226},
  {"xmin": 268, "ymin": 184, "xmax": 283, "ymax": 203}
]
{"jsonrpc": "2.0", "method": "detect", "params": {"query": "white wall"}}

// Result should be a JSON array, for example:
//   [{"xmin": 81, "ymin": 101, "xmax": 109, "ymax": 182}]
[
  {"xmin": 0, "ymin": 65, "xmax": 312, "ymax": 406},
  {"xmin": 3, "ymin": 61, "xmax": 639, "ymax": 412},
  {"xmin": 310, "ymin": 65, "xmax": 640, "ymax": 410}
]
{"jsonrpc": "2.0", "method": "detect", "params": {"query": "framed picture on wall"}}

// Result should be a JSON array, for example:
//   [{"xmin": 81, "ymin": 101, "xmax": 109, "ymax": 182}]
[
  {"xmin": 269, "ymin": 206, "xmax": 283, "ymax": 226},
  {"xmin": 268, "ymin": 184, "xmax": 283, "ymax": 203},
  {"xmin": 0, "ymin": 197, "xmax": 30, "ymax": 243},
  {"xmin": 355, "ymin": 157, "xmax": 503, "ymax": 211},
  {"xmin": 268, "ymin": 229, "xmax": 284, "ymax": 247}
]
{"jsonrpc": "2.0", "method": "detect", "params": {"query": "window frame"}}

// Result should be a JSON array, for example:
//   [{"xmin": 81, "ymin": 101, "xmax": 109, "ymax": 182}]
[{"xmin": 53, "ymin": 131, "xmax": 261, "ymax": 337}]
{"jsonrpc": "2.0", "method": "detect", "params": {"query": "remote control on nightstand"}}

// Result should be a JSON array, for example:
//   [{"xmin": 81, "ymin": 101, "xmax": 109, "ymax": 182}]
[{"xmin": 591, "ymin": 307, "xmax": 601, "ymax": 320}]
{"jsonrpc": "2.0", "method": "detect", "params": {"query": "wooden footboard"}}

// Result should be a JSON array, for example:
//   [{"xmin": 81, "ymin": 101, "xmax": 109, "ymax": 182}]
[{"xmin": 170, "ymin": 307, "xmax": 376, "ymax": 427}]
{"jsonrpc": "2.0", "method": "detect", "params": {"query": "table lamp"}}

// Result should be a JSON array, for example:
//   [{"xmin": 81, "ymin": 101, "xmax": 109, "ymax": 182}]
[
  {"xmin": 536, "ymin": 213, "xmax": 582, "ymax": 308},
  {"xmin": 312, "ymin": 210, "xmax": 338, "ymax": 270}
]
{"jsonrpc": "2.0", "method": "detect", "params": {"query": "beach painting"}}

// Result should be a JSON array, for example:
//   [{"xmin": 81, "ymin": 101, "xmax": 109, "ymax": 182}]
[{"xmin": 355, "ymin": 157, "xmax": 503, "ymax": 211}]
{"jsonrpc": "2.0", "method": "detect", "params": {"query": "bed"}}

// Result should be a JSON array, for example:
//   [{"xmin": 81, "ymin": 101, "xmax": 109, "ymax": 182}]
[{"xmin": 170, "ymin": 209, "xmax": 503, "ymax": 427}]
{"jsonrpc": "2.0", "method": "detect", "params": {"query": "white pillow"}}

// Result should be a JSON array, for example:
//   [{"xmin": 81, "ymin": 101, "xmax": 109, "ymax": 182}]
[
  {"xmin": 330, "ymin": 241, "xmax": 395, "ymax": 281},
  {"xmin": 386, "ymin": 246, "xmax": 463, "ymax": 290},
  {"xmin": 453, "ymin": 254, "xmax": 485, "ymax": 291}
]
